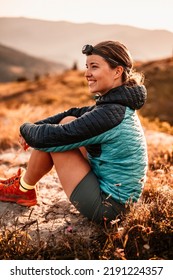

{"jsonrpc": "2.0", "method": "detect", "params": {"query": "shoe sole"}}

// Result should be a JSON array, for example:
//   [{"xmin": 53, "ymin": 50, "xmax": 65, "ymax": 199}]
[{"xmin": 0, "ymin": 196, "xmax": 37, "ymax": 207}]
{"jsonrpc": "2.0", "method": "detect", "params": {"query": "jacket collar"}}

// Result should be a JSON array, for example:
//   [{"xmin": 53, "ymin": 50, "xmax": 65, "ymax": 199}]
[{"xmin": 95, "ymin": 84, "xmax": 147, "ymax": 110}]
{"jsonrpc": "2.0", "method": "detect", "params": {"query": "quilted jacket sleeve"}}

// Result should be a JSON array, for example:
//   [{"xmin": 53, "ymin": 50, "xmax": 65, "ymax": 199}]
[
  {"xmin": 20, "ymin": 104, "xmax": 126, "ymax": 151},
  {"xmin": 35, "ymin": 106, "xmax": 94, "ymax": 125}
]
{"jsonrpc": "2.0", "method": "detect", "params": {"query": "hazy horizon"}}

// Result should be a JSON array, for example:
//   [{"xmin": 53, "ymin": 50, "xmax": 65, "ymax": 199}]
[{"xmin": 0, "ymin": 0, "xmax": 173, "ymax": 33}]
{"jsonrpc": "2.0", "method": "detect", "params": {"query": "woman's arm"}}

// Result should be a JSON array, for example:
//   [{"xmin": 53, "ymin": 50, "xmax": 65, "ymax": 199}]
[
  {"xmin": 35, "ymin": 106, "xmax": 94, "ymax": 125},
  {"xmin": 20, "ymin": 104, "xmax": 125, "ymax": 150}
]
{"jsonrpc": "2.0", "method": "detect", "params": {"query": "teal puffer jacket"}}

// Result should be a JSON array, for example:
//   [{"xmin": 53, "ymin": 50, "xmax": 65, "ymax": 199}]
[{"xmin": 20, "ymin": 85, "xmax": 148, "ymax": 204}]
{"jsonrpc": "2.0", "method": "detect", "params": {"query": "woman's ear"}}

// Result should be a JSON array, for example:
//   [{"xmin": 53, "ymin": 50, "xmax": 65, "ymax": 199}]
[{"xmin": 114, "ymin": 66, "xmax": 124, "ymax": 78}]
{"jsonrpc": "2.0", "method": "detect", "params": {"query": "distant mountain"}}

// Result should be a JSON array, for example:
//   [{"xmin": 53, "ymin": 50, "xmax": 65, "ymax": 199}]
[
  {"xmin": 0, "ymin": 43, "xmax": 66, "ymax": 82},
  {"xmin": 0, "ymin": 17, "xmax": 173, "ymax": 68}
]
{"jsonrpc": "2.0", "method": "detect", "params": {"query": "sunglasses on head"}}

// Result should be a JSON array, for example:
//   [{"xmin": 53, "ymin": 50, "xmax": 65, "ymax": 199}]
[{"xmin": 82, "ymin": 44, "xmax": 121, "ymax": 67}]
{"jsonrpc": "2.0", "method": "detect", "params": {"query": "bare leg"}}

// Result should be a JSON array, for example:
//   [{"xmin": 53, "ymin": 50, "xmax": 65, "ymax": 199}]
[
  {"xmin": 51, "ymin": 149, "xmax": 91, "ymax": 198},
  {"xmin": 23, "ymin": 116, "xmax": 90, "ymax": 198},
  {"xmin": 23, "ymin": 150, "xmax": 53, "ymax": 185},
  {"xmin": 50, "ymin": 116, "xmax": 91, "ymax": 198}
]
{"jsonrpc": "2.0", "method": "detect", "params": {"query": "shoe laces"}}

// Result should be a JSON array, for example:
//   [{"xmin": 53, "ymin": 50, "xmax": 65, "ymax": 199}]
[
  {"xmin": 0, "ymin": 168, "xmax": 22, "ymax": 187},
  {"xmin": 2, "ymin": 180, "xmax": 20, "ymax": 194}
]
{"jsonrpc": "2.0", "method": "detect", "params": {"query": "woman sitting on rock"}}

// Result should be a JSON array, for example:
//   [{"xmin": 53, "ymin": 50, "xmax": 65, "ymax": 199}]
[{"xmin": 0, "ymin": 40, "xmax": 148, "ymax": 224}]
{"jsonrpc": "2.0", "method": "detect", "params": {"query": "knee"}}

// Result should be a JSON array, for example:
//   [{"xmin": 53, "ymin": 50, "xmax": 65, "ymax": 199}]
[{"xmin": 59, "ymin": 116, "xmax": 77, "ymax": 125}]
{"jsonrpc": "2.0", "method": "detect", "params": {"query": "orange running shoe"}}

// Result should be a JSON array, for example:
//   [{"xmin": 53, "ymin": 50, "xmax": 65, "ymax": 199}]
[{"xmin": 0, "ymin": 169, "xmax": 38, "ymax": 206}]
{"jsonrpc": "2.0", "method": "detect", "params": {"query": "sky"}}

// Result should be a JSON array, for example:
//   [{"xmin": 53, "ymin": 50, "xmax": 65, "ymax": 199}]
[{"xmin": 0, "ymin": 0, "xmax": 173, "ymax": 33}]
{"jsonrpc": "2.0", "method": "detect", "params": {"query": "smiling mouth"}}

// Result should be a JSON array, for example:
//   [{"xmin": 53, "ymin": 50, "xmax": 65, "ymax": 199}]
[{"xmin": 88, "ymin": 80, "xmax": 96, "ymax": 86}]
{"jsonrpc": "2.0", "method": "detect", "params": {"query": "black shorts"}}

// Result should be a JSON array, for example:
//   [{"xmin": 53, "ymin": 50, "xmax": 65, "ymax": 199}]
[{"xmin": 70, "ymin": 170, "xmax": 127, "ymax": 224}]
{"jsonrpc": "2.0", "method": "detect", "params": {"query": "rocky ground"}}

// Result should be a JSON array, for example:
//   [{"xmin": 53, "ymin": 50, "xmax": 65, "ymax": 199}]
[{"xmin": 0, "ymin": 150, "xmax": 98, "ymax": 246}]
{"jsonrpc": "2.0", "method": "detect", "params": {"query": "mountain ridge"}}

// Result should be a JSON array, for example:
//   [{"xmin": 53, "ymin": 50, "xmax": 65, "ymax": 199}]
[
  {"xmin": 0, "ymin": 43, "xmax": 66, "ymax": 82},
  {"xmin": 0, "ymin": 17, "xmax": 173, "ymax": 68}
]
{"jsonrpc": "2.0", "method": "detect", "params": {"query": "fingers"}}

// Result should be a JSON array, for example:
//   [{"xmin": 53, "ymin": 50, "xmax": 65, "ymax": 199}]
[{"xmin": 19, "ymin": 135, "xmax": 30, "ymax": 151}]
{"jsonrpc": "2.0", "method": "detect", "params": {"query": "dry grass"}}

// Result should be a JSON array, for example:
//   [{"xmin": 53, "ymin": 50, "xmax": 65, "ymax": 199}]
[{"xmin": 0, "ymin": 70, "xmax": 173, "ymax": 259}]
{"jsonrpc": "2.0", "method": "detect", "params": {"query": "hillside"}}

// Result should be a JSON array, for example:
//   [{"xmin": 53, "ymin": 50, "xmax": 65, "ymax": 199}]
[
  {"xmin": 0, "ymin": 43, "xmax": 66, "ymax": 82},
  {"xmin": 0, "ymin": 17, "xmax": 173, "ymax": 68},
  {"xmin": 136, "ymin": 57, "xmax": 173, "ymax": 125}
]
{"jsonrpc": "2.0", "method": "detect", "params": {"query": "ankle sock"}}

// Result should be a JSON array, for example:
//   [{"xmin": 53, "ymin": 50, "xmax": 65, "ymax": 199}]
[{"xmin": 19, "ymin": 175, "xmax": 35, "ymax": 192}]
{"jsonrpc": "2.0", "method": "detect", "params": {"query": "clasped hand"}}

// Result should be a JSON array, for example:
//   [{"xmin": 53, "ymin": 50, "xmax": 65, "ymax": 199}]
[{"xmin": 19, "ymin": 135, "xmax": 29, "ymax": 151}]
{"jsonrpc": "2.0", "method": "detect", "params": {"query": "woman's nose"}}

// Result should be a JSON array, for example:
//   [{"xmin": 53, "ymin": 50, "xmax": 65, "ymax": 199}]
[{"xmin": 85, "ymin": 68, "xmax": 92, "ymax": 77}]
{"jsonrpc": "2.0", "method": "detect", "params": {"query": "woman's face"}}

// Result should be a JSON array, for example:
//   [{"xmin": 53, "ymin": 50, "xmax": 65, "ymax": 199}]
[{"xmin": 85, "ymin": 54, "xmax": 121, "ymax": 95}]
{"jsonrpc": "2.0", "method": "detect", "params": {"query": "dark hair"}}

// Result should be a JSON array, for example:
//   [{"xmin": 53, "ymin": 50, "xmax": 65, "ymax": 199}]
[{"xmin": 94, "ymin": 41, "xmax": 144, "ymax": 86}]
